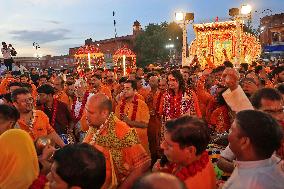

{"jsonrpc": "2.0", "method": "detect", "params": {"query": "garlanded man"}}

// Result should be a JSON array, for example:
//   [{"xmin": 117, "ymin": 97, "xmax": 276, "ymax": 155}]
[
  {"xmin": 37, "ymin": 84, "xmax": 74, "ymax": 144},
  {"xmin": 154, "ymin": 116, "xmax": 216, "ymax": 189},
  {"xmin": 12, "ymin": 88, "xmax": 65, "ymax": 147},
  {"xmin": 71, "ymin": 79, "xmax": 90, "ymax": 142},
  {"xmin": 115, "ymin": 80, "xmax": 150, "ymax": 153},
  {"xmin": 161, "ymin": 70, "xmax": 201, "ymax": 140},
  {"xmin": 84, "ymin": 93, "xmax": 151, "ymax": 189}
]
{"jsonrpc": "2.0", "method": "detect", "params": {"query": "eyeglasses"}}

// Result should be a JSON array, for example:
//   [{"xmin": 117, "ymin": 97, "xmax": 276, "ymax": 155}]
[{"xmin": 18, "ymin": 97, "xmax": 34, "ymax": 104}]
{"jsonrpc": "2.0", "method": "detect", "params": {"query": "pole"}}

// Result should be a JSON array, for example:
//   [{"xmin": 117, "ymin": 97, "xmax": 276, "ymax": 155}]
[
  {"xmin": 235, "ymin": 17, "xmax": 243, "ymax": 67},
  {"xmin": 123, "ymin": 55, "xmax": 126, "ymax": 76},
  {"xmin": 88, "ymin": 53, "xmax": 91, "ymax": 68},
  {"xmin": 182, "ymin": 21, "xmax": 188, "ymax": 67}
]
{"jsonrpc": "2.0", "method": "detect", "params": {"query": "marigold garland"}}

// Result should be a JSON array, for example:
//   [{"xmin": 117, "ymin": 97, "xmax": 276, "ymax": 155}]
[
  {"xmin": 166, "ymin": 151, "xmax": 209, "ymax": 181},
  {"xmin": 29, "ymin": 174, "xmax": 48, "ymax": 189},
  {"xmin": 163, "ymin": 91, "xmax": 190, "ymax": 120},
  {"xmin": 120, "ymin": 95, "xmax": 138, "ymax": 121}
]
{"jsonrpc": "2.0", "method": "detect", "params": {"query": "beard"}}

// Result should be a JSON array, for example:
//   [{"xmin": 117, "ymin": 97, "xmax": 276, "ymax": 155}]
[{"xmin": 107, "ymin": 79, "xmax": 114, "ymax": 84}]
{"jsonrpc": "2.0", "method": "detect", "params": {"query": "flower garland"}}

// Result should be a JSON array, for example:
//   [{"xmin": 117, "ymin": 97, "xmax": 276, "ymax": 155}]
[
  {"xmin": 119, "ymin": 95, "xmax": 138, "ymax": 121},
  {"xmin": 41, "ymin": 99, "xmax": 58, "ymax": 129},
  {"xmin": 91, "ymin": 113, "xmax": 114, "ymax": 143},
  {"xmin": 163, "ymin": 91, "xmax": 190, "ymax": 120},
  {"xmin": 167, "ymin": 151, "xmax": 209, "ymax": 181},
  {"xmin": 71, "ymin": 92, "xmax": 89, "ymax": 124},
  {"xmin": 29, "ymin": 174, "xmax": 48, "ymax": 189},
  {"xmin": 27, "ymin": 110, "xmax": 36, "ymax": 130},
  {"xmin": 186, "ymin": 89, "xmax": 196, "ymax": 115}
]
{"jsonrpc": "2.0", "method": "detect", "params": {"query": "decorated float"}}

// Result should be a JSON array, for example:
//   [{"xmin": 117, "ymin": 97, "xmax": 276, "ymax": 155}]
[
  {"xmin": 189, "ymin": 21, "xmax": 261, "ymax": 68},
  {"xmin": 113, "ymin": 46, "xmax": 136, "ymax": 75},
  {"xmin": 74, "ymin": 45, "xmax": 105, "ymax": 69}
]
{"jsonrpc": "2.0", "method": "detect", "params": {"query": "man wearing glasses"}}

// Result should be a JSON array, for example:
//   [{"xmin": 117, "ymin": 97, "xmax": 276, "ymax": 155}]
[{"xmin": 11, "ymin": 88, "xmax": 65, "ymax": 147}]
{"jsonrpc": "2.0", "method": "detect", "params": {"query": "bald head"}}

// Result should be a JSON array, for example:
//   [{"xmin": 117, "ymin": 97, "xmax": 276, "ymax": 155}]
[
  {"xmin": 86, "ymin": 93, "xmax": 113, "ymax": 128},
  {"xmin": 132, "ymin": 173, "xmax": 186, "ymax": 189},
  {"xmin": 87, "ymin": 93, "xmax": 112, "ymax": 113}
]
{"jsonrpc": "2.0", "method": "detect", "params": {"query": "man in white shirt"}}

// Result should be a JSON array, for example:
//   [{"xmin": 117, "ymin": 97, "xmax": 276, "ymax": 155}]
[
  {"xmin": 217, "ymin": 88, "xmax": 284, "ymax": 173},
  {"xmin": 223, "ymin": 110, "xmax": 284, "ymax": 189},
  {"xmin": 1, "ymin": 42, "xmax": 13, "ymax": 71}
]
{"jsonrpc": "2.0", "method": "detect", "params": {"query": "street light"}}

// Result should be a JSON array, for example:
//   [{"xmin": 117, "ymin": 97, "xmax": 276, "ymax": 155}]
[
  {"xmin": 166, "ymin": 44, "xmax": 175, "ymax": 64},
  {"xmin": 229, "ymin": 4, "xmax": 252, "ymax": 66},
  {"xmin": 175, "ymin": 12, "xmax": 194, "ymax": 67},
  {"xmin": 241, "ymin": 4, "xmax": 252, "ymax": 15},
  {"xmin": 175, "ymin": 12, "xmax": 184, "ymax": 21},
  {"xmin": 165, "ymin": 44, "xmax": 175, "ymax": 49}
]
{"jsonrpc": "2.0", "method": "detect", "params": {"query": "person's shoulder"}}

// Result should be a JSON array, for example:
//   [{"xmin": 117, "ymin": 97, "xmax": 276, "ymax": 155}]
[
  {"xmin": 272, "ymin": 157, "xmax": 284, "ymax": 177},
  {"xmin": 57, "ymin": 100, "xmax": 69, "ymax": 109},
  {"xmin": 137, "ymin": 98, "xmax": 147, "ymax": 105},
  {"xmin": 35, "ymin": 110, "xmax": 48, "ymax": 119},
  {"xmin": 115, "ymin": 118, "xmax": 131, "ymax": 132},
  {"xmin": 114, "ymin": 117, "xmax": 138, "ymax": 138}
]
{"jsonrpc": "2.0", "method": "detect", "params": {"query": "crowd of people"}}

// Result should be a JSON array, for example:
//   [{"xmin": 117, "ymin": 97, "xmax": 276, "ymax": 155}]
[{"xmin": 0, "ymin": 55, "xmax": 283, "ymax": 189}]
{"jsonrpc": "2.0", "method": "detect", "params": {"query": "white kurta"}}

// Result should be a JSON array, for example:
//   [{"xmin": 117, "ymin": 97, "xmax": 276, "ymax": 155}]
[{"xmin": 223, "ymin": 156, "xmax": 284, "ymax": 189}]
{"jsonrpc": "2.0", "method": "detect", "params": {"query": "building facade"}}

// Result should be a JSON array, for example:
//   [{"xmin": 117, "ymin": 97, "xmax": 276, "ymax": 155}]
[
  {"xmin": 69, "ymin": 20, "xmax": 142, "ymax": 61},
  {"xmin": 260, "ymin": 13, "xmax": 284, "ymax": 46},
  {"xmin": 1, "ymin": 55, "xmax": 75, "ymax": 70}
]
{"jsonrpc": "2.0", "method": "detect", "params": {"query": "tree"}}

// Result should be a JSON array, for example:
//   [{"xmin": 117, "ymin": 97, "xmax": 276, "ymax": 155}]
[
  {"xmin": 243, "ymin": 19, "xmax": 260, "ymax": 37},
  {"xmin": 133, "ymin": 22, "xmax": 182, "ymax": 67}
]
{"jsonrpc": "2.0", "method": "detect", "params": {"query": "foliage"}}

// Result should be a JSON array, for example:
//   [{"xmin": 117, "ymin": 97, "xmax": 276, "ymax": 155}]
[
  {"xmin": 243, "ymin": 19, "xmax": 260, "ymax": 37},
  {"xmin": 133, "ymin": 22, "xmax": 182, "ymax": 67}
]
